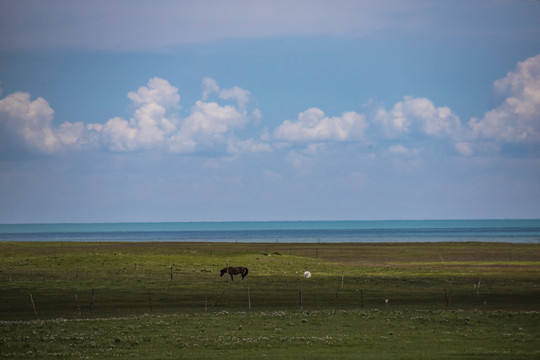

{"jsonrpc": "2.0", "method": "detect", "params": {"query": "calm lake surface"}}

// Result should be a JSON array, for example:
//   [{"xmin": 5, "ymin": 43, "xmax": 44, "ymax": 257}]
[{"xmin": 1, "ymin": 220, "xmax": 539, "ymax": 243}]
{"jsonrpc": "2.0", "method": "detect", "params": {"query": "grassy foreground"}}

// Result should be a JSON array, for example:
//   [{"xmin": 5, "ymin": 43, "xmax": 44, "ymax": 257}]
[{"xmin": 1, "ymin": 241, "xmax": 539, "ymax": 359}]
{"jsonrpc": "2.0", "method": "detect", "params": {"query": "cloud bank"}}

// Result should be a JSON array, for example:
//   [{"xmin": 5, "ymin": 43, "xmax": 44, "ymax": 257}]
[
  {"xmin": 1, "ymin": 54, "xmax": 539, "ymax": 159},
  {"xmin": 0, "ymin": 77, "xmax": 265, "ymax": 155}
]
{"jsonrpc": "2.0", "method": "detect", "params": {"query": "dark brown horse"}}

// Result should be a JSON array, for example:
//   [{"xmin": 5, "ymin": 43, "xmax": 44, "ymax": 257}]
[{"xmin": 220, "ymin": 266, "xmax": 249, "ymax": 281}]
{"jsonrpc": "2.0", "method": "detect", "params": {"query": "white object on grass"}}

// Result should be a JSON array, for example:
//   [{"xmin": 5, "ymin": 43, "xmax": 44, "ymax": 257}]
[{"xmin": 303, "ymin": 271, "xmax": 311, "ymax": 279}]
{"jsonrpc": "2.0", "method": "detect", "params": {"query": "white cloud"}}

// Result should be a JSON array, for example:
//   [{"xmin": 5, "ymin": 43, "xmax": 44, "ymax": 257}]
[
  {"xmin": 374, "ymin": 96, "xmax": 462, "ymax": 139},
  {"xmin": 0, "ymin": 78, "xmax": 183, "ymax": 153},
  {"xmin": 0, "ymin": 77, "xmax": 264, "ymax": 155},
  {"xmin": 274, "ymin": 108, "xmax": 368, "ymax": 142},
  {"xmin": 374, "ymin": 104, "xmax": 410, "ymax": 138},
  {"xmin": 0, "ymin": 92, "xmax": 60, "ymax": 153},
  {"xmin": 101, "ymin": 117, "xmax": 138, "ymax": 152},
  {"xmin": 3, "ymin": 53, "xmax": 539, "ymax": 161},
  {"xmin": 101, "ymin": 102, "xmax": 179, "ymax": 152},
  {"xmin": 368, "ymin": 54, "xmax": 540, "ymax": 157},
  {"xmin": 127, "ymin": 77, "xmax": 181, "ymax": 108},
  {"xmin": 468, "ymin": 54, "xmax": 540, "ymax": 142},
  {"xmin": 202, "ymin": 78, "xmax": 220, "ymax": 101},
  {"xmin": 102, "ymin": 77, "xmax": 259, "ymax": 154},
  {"xmin": 273, "ymin": 54, "xmax": 539, "ymax": 158},
  {"xmin": 201, "ymin": 77, "xmax": 252, "ymax": 110},
  {"xmin": 168, "ymin": 79, "xmax": 260, "ymax": 153},
  {"xmin": 219, "ymin": 86, "xmax": 251, "ymax": 110},
  {"xmin": 56, "ymin": 121, "xmax": 99, "ymax": 148},
  {"xmin": 0, "ymin": 92, "xmax": 103, "ymax": 153},
  {"xmin": 102, "ymin": 78, "xmax": 180, "ymax": 151},
  {"xmin": 181, "ymin": 101, "xmax": 244, "ymax": 139}
]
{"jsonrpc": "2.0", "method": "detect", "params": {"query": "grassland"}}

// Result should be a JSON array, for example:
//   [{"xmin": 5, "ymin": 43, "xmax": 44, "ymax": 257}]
[{"xmin": 1, "ymin": 241, "xmax": 539, "ymax": 359}]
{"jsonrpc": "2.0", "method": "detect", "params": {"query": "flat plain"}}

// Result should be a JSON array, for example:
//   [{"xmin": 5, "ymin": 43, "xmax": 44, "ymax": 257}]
[{"xmin": 1, "ymin": 241, "xmax": 539, "ymax": 359}]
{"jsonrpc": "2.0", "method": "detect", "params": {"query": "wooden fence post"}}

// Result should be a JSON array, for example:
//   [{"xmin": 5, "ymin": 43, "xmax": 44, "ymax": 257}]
[
  {"xmin": 299, "ymin": 290, "xmax": 303, "ymax": 310},
  {"xmin": 30, "ymin": 294, "xmax": 37, "ymax": 315}
]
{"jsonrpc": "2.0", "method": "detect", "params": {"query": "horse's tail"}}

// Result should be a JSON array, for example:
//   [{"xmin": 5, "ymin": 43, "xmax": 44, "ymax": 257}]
[{"xmin": 243, "ymin": 267, "xmax": 248, "ymax": 278}]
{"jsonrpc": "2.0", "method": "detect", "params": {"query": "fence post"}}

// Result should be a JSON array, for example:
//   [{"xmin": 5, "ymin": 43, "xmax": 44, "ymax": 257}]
[
  {"xmin": 299, "ymin": 290, "xmax": 303, "ymax": 310},
  {"xmin": 30, "ymin": 294, "xmax": 37, "ymax": 315}
]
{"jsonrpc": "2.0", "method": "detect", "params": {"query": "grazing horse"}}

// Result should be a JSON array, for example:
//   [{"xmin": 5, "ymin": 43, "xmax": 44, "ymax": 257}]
[{"xmin": 220, "ymin": 266, "xmax": 249, "ymax": 281}]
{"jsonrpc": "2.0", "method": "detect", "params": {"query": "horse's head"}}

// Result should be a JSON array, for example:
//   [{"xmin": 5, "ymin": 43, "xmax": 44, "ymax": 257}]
[{"xmin": 220, "ymin": 269, "xmax": 225, "ymax": 277}]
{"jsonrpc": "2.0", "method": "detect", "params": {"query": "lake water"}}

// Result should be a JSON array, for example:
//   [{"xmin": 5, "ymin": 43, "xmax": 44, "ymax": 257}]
[{"xmin": 1, "ymin": 219, "xmax": 539, "ymax": 243}]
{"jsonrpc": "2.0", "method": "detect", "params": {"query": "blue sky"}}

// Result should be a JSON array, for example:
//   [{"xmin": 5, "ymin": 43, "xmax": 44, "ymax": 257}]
[{"xmin": 1, "ymin": 0, "xmax": 540, "ymax": 223}]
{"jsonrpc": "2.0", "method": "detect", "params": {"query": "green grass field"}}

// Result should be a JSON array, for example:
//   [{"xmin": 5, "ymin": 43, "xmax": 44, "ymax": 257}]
[{"xmin": 1, "ymin": 241, "xmax": 539, "ymax": 359}]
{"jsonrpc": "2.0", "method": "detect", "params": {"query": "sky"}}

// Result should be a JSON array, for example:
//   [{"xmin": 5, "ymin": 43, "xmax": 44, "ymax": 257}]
[{"xmin": 1, "ymin": 0, "xmax": 540, "ymax": 223}]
